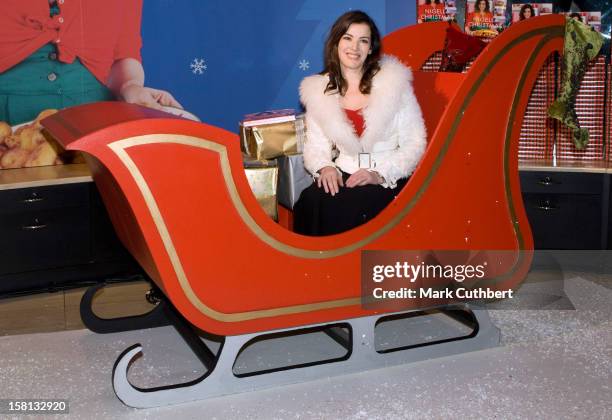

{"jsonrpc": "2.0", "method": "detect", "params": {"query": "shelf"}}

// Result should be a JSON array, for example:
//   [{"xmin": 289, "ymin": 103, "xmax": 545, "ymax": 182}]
[
  {"xmin": 0, "ymin": 164, "xmax": 92, "ymax": 191},
  {"xmin": 519, "ymin": 160, "xmax": 609, "ymax": 174}
]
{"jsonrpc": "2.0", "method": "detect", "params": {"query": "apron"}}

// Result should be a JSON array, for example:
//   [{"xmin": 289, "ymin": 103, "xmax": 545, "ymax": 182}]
[{"xmin": 0, "ymin": 44, "xmax": 114, "ymax": 125}]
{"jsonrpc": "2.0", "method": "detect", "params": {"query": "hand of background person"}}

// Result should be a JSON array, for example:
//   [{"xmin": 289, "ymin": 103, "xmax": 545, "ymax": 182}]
[
  {"xmin": 317, "ymin": 166, "xmax": 343, "ymax": 196},
  {"xmin": 108, "ymin": 58, "xmax": 183, "ymax": 110},
  {"xmin": 345, "ymin": 169, "xmax": 382, "ymax": 188},
  {"xmin": 120, "ymin": 84, "xmax": 183, "ymax": 110}
]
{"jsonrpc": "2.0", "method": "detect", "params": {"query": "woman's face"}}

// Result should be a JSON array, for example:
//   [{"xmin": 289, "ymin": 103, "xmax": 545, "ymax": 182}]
[
  {"xmin": 523, "ymin": 8, "xmax": 532, "ymax": 18},
  {"xmin": 337, "ymin": 23, "xmax": 372, "ymax": 73},
  {"xmin": 477, "ymin": 0, "xmax": 487, "ymax": 12}
]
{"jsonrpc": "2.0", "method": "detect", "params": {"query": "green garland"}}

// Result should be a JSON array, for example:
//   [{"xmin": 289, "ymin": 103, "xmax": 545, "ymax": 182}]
[{"xmin": 548, "ymin": 17, "xmax": 604, "ymax": 150}]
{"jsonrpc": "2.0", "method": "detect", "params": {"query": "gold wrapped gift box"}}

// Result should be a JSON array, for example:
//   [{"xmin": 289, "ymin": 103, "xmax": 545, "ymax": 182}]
[
  {"xmin": 243, "ymin": 155, "xmax": 278, "ymax": 220},
  {"xmin": 240, "ymin": 115, "xmax": 305, "ymax": 161}
]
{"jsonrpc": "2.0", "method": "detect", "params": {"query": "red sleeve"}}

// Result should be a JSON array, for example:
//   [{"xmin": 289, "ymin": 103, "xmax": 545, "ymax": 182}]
[{"xmin": 114, "ymin": 0, "xmax": 142, "ymax": 62}]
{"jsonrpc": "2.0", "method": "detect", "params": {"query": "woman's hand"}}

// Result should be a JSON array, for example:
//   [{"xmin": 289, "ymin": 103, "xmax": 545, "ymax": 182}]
[
  {"xmin": 346, "ymin": 169, "xmax": 382, "ymax": 188},
  {"xmin": 108, "ymin": 58, "xmax": 183, "ymax": 110},
  {"xmin": 317, "ymin": 166, "xmax": 343, "ymax": 196},
  {"xmin": 120, "ymin": 85, "xmax": 183, "ymax": 110}
]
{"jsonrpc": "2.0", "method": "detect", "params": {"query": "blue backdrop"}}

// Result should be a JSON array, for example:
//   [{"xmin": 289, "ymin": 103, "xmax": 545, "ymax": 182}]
[{"xmin": 141, "ymin": 0, "xmax": 415, "ymax": 131}]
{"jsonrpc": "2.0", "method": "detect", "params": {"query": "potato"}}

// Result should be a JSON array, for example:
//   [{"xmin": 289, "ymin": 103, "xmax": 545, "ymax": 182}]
[
  {"xmin": 1, "ymin": 147, "xmax": 30, "ymax": 168},
  {"xmin": 0, "ymin": 110, "xmax": 62, "ymax": 168},
  {"xmin": 0, "ymin": 121, "xmax": 11, "ymax": 141},
  {"xmin": 0, "ymin": 144, "xmax": 7, "ymax": 163},
  {"xmin": 4, "ymin": 135, "xmax": 20, "ymax": 149},
  {"xmin": 25, "ymin": 142, "xmax": 58, "ymax": 167},
  {"xmin": 18, "ymin": 127, "xmax": 45, "ymax": 151},
  {"xmin": 13, "ymin": 124, "xmax": 32, "ymax": 136}
]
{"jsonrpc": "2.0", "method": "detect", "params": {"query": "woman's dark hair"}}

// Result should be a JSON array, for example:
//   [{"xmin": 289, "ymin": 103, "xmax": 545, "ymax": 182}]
[
  {"xmin": 425, "ymin": 0, "xmax": 442, "ymax": 4},
  {"xmin": 475, "ymin": 0, "xmax": 490, "ymax": 13},
  {"xmin": 322, "ymin": 10, "xmax": 381, "ymax": 95},
  {"xmin": 519, "ymin": 4, "xmax": 535, "ymax": 20},
  {"xmin": 569, "ymin": 12, "xmax": 582, "ymax": 21}
]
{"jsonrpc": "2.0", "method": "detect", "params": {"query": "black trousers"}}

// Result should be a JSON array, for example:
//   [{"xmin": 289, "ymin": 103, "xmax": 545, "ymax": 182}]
[{"xmin": 293, "ymin": 171, "xmax": 408, "ymax": 236}]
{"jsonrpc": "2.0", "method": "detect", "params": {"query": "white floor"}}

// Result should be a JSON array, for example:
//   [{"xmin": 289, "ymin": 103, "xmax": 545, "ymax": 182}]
[{"xmin": 0, "ymin": 274, "xmax": 610, "ymax": 420}]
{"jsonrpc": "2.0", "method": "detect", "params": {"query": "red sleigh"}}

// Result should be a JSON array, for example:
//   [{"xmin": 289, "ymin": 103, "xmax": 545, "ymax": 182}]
[{"xmin": 44, "ymin": 15, "xmax": 565, "ymax": 407}]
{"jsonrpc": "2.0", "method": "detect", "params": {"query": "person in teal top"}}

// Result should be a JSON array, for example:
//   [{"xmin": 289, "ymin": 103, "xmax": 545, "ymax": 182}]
[
  {"xmin": 0, "ymin": 0, "xmax": 181, "ymax": 126},
  {"xmin": 0, "ymin": 45, "xmax": 117, "ymax": 125}
]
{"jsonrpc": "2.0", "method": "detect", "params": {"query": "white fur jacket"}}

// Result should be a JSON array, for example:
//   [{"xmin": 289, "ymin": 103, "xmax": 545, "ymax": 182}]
[{"xmin": 299, "ymin": 55, "xmax": 427, "ymax": 188}]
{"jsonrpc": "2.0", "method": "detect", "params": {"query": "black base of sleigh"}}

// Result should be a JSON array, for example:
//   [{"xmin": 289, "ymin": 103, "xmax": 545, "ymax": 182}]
[
  {"xmin": 83, "ymin": 290, "xmax": 498, "ymax": 408},
  {"xmin": 79, "ymin": 282, "xmax": 171, "ymax": 334},
  {"xmin": 80, "ymin": 278, "xmax": 499, "ymax": 409}
]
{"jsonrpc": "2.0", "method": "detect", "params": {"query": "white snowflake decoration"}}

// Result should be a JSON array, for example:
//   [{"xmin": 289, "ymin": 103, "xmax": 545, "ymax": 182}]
[
  {"xmin": 190, "ymin": 58, "xmax": 207, "ymax": 75},
  {"xmin": 298, "ymin": 59, "xmax": 310, "ymax": 71}
]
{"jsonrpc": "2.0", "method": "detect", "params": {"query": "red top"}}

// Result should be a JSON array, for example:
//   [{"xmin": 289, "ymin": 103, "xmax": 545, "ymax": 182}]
[
  {"xmin": 467, "ymin": 11, "xmax": 494, "ymax": 28},
  {"xmin": 0, "ymin": 0, "xmax": 143, "ymax": 84},
  {"xmin": 344, "ymin": 108, "xmax": 365, "ymax": 137}
]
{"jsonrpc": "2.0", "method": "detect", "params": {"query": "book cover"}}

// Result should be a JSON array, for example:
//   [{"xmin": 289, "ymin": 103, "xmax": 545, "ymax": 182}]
[
  {"xmin": 465, "ymin": 0, "xmax": 508, "ymax": 39},
  {"xmin": 511, "ymin": 3, "xmax": 553, "ymax": 23},
  {"xmin": 242, "ymin": 109, "xmax": 296, "ymax": 127},
  {"xmin": 416, "ymin": 0, "xmax": 457, "ymax": 24}
]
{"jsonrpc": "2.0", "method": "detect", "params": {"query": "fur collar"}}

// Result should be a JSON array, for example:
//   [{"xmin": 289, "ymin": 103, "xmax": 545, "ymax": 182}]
[{"xmin": 299, "ymin": 55, "xmax": 413, "ymax": 154}]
